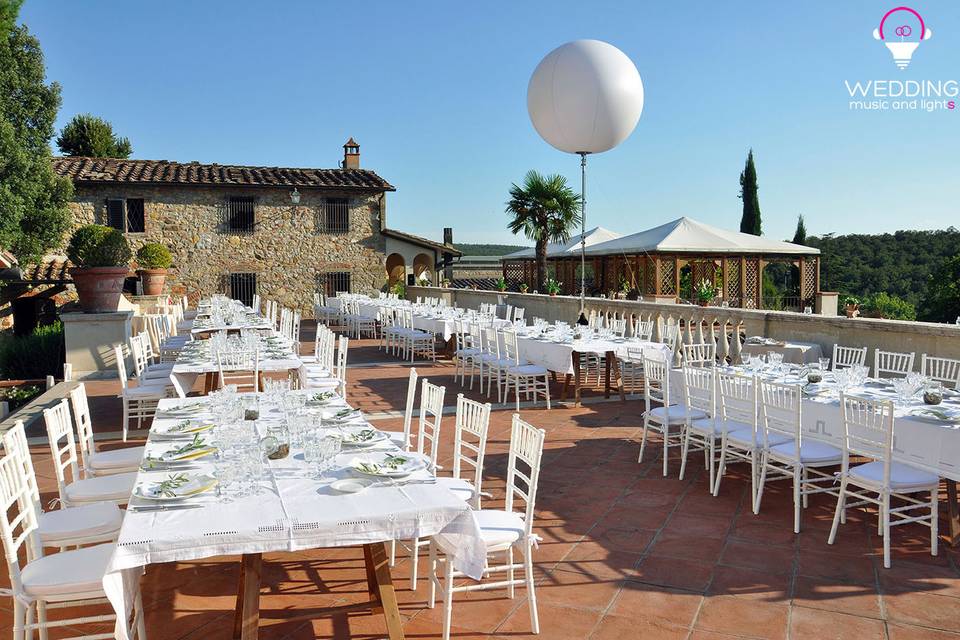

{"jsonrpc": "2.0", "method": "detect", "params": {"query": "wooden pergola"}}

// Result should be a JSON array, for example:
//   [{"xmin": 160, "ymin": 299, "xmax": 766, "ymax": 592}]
[{"xmin": 501, "ymin": 218, "xmax": 821, "ymax": 310}]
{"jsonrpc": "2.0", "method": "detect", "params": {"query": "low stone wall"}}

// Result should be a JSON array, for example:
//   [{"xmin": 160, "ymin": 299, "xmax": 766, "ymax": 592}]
[{"xmin": 408, "ymin": 286, "xmax": 960, "ymax": 362}]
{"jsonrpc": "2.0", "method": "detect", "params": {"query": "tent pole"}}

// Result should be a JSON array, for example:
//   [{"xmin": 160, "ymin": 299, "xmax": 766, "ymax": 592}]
[{"xmin": 577, "ymin": 152, "xmax": 588, "ymax": 325}]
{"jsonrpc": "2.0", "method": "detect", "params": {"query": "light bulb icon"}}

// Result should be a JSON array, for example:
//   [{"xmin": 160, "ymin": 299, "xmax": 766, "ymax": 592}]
[{"xmin": 873, "ymin": 6, "xmax": 932, "ymax": 70}]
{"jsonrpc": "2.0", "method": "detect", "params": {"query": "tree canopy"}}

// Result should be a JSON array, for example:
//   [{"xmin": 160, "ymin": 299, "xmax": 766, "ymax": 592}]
[
  {"xmin": 0, "ymin": 0, "xmax": 73, "ymax": 263},
  {"xmin": 506, "ymin": 170, "xmax": 581, "ymax": 290},
  {"xmin": 918, "ymin": 254, "xmax": 960, "ymax": 323},
  {"xmin": 56, "ymin": 113, "xmax": 132, "ymax": 158},
  {"xmin": 792, "ymin": 214, "xmax": 807, "ymax": 245},
  {"xmin": 738, "ymin": 149, "xmax": 761, "ymax": 236}
]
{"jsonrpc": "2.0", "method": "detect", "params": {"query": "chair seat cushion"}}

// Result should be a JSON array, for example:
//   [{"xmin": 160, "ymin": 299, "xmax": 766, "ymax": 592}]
[
  {"xmin": 769, "ymin": 440, "xmax": 842, "ymax": 465},
  {"xmin": 849, "ymin": 461, "xmax": 939, "ymax": 491},
  {"xmin": 123, "ymin": 384, "xmax": 168, "ymax": 400},
  {"xmin": 726, "ymin": 425, "xmax": 792, "ymax": 448},
  {"xmin": 21, "ymin": 543, "xmax": 114, "ymax": 598},
  {"xmin": 456, "ymin": 348, "xmax": 482, "ymax": 357},
  {"xmin": 475, "ymin": 509, "xmax": 526, "ymax": 548},
  {"xmin": 64, "ymin": 472, "xmax": 137, "ymax": 504},
  {"xmin": 646, "ymin": 405, "xmax": 708, "ymax": 424},
  {"xmin": 508, "ymin": 363, "xmax": 547, "ymax": 376},
  {"xmin": 689, "ymin": 417, "xmax": 722, "ymax": 435},
  {"xmin": 90, "ymin": 446, "xmax": 145, "ymax": 472},
  {"xmin": 38, "ymin": 502, "xmax": 123, "ymax": 545},
  {"xmin": 435, "ymin": 477, "xmax": 476, "ymax": 503}
]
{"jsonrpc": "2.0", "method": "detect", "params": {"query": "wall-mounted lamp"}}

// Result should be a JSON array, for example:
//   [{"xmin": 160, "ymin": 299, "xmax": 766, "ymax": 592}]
[{"xmin": 290, "ymin": 188, "xmax": 301, "ymax": 205}]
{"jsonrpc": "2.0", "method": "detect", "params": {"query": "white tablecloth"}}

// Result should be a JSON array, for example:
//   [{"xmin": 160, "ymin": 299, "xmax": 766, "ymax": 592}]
[
  {"xmin": 669, "ymin": 367, "xmax": 960, "ymax": 482},
  {"xmin": 516, "ymin": 334, "xmax": 673, "ymax": 375},
  {"xmin": 169, "ymin": 354, "xmax": 303, "ymax": 397},
  {"xmin": 104, "ymin": 394, "xmax": 485, "ymax": 640},
  {"xmin": 741, "ymin": 340, "xmax": 824, "ymax": 365}
]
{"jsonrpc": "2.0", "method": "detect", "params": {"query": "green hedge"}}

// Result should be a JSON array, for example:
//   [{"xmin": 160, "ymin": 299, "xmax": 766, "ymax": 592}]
[{"xmin": 0, "ymin": 321, "xmax": 64, "ymax": 379}]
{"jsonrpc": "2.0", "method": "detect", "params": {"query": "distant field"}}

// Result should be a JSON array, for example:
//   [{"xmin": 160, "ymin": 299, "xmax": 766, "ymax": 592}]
[{"xmin": 454, "ymin": 243, "xmax": 528, "ymax": 256}]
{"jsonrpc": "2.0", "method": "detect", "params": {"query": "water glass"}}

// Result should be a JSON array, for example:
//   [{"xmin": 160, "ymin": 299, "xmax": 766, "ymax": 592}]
[
  {"xmin": 818, "ymin": 357, "xmax": 830, "ymax": 372},
  {"xmin": 215, "ymin": 456, "xmax": 239, "ymax": 500}
]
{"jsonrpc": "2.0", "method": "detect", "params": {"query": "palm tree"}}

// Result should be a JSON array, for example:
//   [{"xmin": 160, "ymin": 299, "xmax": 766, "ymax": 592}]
[{"xmin": 505, "ymin": 170, "xmax": 581, "ymax": 292}]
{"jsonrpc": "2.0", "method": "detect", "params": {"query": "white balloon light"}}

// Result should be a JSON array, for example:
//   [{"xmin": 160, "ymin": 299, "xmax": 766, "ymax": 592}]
[
  {"xmin": 527, "ymin": 39, "xmax": 644, "ymax": 154},
  {"xmin": 526, "ymin": 39, "xmax": 644, "ymax": 317}
]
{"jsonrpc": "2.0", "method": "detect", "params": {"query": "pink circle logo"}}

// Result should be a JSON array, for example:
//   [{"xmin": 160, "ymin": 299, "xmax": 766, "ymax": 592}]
[{"xmin": 872, "ymin": 6, "xmax": 933, "ymax": 69}]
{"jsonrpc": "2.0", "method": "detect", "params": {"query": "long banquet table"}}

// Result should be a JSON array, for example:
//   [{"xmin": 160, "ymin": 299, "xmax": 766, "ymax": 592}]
[{"xmin": 103, "ymin": 392, "xmax": 485, "ymax": 640}]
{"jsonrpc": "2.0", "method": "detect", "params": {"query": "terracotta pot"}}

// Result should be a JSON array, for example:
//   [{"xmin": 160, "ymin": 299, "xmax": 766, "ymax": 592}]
[
  {"xmin": 137, "ymin": 268, "xmax": 167, "ymax": 296},
  {"xmin": 70, "ymin": 267, "xmax": 130, "ymax": 313},
  {"xmin": 698, "ymin": 299, "xmax": 710, "ymax": 307},
  {"xmin": 549, "ymin": 292, "xmax": 557, "ymax": 297}
]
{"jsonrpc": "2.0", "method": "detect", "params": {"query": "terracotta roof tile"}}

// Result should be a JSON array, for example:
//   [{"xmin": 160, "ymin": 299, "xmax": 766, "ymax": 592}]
[{"xmin": 52, "ymin": 157, "xmax": 395, "ymax": 191}]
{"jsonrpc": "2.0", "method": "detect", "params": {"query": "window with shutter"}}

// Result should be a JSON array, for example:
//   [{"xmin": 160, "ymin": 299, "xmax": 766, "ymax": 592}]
[
  {"xmin": 316, "ymin": 272, "xmax": 351, "ymax": 296},
  {"xmin": 106, "ymin": 199, "xmax": 125, "ymax": 230},
  {"xmin": 229, "ymin": 272, "xmax": 257, "ymax": 307},
  {"xmin": 228, "ymin": 197, "xmax": 256, "ymax": 234},
  {"xmin": 324, "ymin": 198, "xmax": 350, "ymax": 234}
]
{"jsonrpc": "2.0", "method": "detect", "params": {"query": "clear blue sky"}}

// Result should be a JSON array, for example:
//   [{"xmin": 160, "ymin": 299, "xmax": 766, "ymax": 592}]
[{"xmin": 19, "ymin": 0, "xmax": 960, "ymax": 245}]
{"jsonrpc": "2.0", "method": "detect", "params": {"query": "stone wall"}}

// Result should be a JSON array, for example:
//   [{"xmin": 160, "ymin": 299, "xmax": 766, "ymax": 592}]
[{"xmin": 66, "ymin": 184, "xmax": 388, "ymax": 315}]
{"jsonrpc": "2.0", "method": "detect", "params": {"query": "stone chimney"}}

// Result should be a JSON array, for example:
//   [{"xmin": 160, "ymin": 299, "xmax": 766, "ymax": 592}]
[{"xmin": 343, "ymin": 138, "xmax": 360, "ymax": 169}]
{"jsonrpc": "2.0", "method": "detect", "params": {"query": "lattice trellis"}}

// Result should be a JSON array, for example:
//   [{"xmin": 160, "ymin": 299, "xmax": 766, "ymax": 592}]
[
  {"xmin": 743, "ymin": 258, "xmax": 759, "ymax": 308},
  {"xmin": 503, "ymin": 260, "xmax": 524, "ymax": 284},
  {"xmin": 660, "ymin": 260, "xmax": 677, "ymax": 295},
  {"xmin": 644, "ymin": 258, "xmax": 657, "ymax": 295},
  {"xmin": 801, "ymin": 258, "xmax": 818, "ymax": 306},
  {"xmin": 726, "ymin": 260, "xmax": 742, "ymax": 301}
]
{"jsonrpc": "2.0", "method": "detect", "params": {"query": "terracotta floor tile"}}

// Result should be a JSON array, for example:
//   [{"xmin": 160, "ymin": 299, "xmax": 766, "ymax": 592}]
[
  {"xmin": 791, "ymin": 575, "xmax": 882, "ymax": 618},
  {"xmin": 719, "ymin": 540, "xmax": 795, "ymax": 575},
  {"xmin": 495, "ymin": 602, "xmax": 602, "ymax": 639},
  {"xmin": 634, "ymin": 555, "xmax": 715, "ymax": 593},
  {"xmin": 887, "ymin": 623, "xmax": 960, "ymax": 640},
  {"xmin": 787, "ymin": 607, "xmax": 886, "ymax": 640},
  {"xmin": 707, "ymin": 565, "xmax": 790, "ymax": 603},
  {"xmin": 693, "ymin": 595, "xmax": 788, "ymax": 640},
  {"xmin": 649, "ymin": 530, "xmax": 727, "ymax": 563},
  {"xmin": 796, "ymin": 548, "xmax": 877, "ymax": 585},
  {"xmin": 557, "ymin": 540, "xmax": 643, "ymax": 580},
  {"xmin": 883, "ymin": 590, "xmax": 960, "ymax": 632},
  {"xmin": 608, "ymin": 584, "xmax": 702, "ymax": 627},
  {"xmin": 534, "ymin": 569, "xmax": 624, "ymax": 610},
  {"xmin": 589, "ymin": 613, "xmax": 688, "ymax": 640}
]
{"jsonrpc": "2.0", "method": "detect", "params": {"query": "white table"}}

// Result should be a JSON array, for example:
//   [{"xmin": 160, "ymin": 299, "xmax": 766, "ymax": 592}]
[
  {"xmin": 168, "ymin": 342, "xmax": 303, "ymax": 398},
  {"xmin": 741, "ymin": 340, "xmax": 824, "ymax": 365},
  {"xmin": 104, "ymin": 393, "xmax": 485, "ymax": 640}
]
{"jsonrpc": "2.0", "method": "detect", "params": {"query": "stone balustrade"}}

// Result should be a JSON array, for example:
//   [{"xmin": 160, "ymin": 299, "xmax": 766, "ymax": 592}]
[{"xmin": 407, "ymin": 286, "xmax": 960, "ymax": 364}]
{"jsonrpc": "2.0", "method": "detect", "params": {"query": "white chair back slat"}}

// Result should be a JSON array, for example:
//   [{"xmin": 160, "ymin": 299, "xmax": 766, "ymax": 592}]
[
  {"xmin": 839, "ymin": 394, "xmax": 894, "ymax": 465},
  {"xmin": 682, "ymin": 365, "xmax": 715, "ymax": 416},
  {"xmin": 1, "ymin": 421, "xmax": 41, "ymax": 509},
  {"xmin": 401, "ymin": 368, "xmax": 419, "ymax": 450},
  {"xmin": 832, "ymin": 345, "xmax": 867, "ymax": 371},
  {"xmin": 451, "ymin": 395, "xmax": 492, "ymax": 501},
  {"xmin": 681, "ymin": 342, "xmax": 716, "ymax": 367},
  {"xmin": 417, "ymin": 380, "xmax": 446, "ymax": 465},
  {"xmin": 68, "ymin": 383, "xmax": 97, "ymax": 477},
  {"xmin": 643, "ymin": 355, "xmax": 670, "ymax": 408},
  {"xmin": 43, "ymin": 399, "xmax": 81, "ymax": 504},
  {"xmin": 874, "ymin": 349, "xmax": 915, "ymax": 379},
  {"xmin": 0, "ymin": 448, "xmax": 42, "ymax": 580},
  {"xmin": 758, "ymin": 380, "xmax": 802, "ymax": 447},
  {"xmin": 217, "ymin": 349, "xmax": 260, "ymax": 392},
  {"xmin": 717, "ymin": 371, "xmax": 757, "ymax": 438},
  {"xmin": 921, "ymin": 354, "xmax": 960, "ymax": 388},
  {"xmin": 504, "ymin": 414, "xmax": 546, "ymax": 537}
]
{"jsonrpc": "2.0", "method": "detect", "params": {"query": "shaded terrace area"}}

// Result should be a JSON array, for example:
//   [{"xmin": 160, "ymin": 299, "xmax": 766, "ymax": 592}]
[{"xmin": 5, "ymin": 322, "xmax": 960, "ymax": 639}]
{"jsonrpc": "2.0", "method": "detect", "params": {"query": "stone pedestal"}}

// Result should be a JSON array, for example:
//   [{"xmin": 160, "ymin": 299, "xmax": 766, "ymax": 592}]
[
  {"xmin": 61, "ymin": 311, "xmax": 134, "ymax": 377},
  {"xmin": 816, "ymin": 291, "xmax": 839, "ymax": 316}
]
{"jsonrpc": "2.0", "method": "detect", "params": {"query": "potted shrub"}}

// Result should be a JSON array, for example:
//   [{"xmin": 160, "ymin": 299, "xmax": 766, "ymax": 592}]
[
  {"xmin": 441, "ymin": 278, "xmax": 451, "ymax": 289},
  {"xmin": 695, "ymin": 279, "xmax": 717, "ymax": 307},
  {"xmin": 842, "ymin": 295, "xmax": 861, "ymax": 318},
  {"xmin": 67, "ymin": 224, "xmax": 132, "ymax": 313},
  {"xmin": 545, "ymin": 278, "xmax": 562, "ymax": 297},
  {"xmin": 519, "ymin": 283, "xmax": 529, "ymax": 294},
  {"xmin": 135, "ymin": 242, "xmax": 172, "ymax": 296},
  {"xmin": 495, "ymin": 277, "xmax": 507, "ymax": 292}
]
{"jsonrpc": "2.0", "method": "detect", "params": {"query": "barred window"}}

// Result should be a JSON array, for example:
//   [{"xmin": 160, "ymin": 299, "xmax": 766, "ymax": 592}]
[
  {"xmin": 316, "ymin": 271, "xmax": 351, "ymax": 296},
  {"xmin": 228, "ymin": 272, "xmax": 257, "ymax": 307},
  {"xmin": 227, "ymin": 197, "xmax": 255, "ymax": 234},
  {"xmin": 105, "ymin": 198, "xmax": 146, "ymax": 233},
  {"xmin": 323, "ymin": 198, "xmax": 350, "ymax": 234}
]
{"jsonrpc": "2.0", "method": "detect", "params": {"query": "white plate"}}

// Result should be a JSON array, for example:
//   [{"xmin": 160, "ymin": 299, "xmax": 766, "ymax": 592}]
[
  {"xmin": 133, "ymin": 473, "xmax": 217, "ymax": 501},
  {"xmin": 349, "ymin": 453, "xmax": 427, "ymax": 478},
  {"xmin": 337, "ymin": 427, "xmax": 388, "ymax": 448},
  {"xmin": 330, "ymin": 478, "xmax": 374, "ymax": 494},
  {"xmin": 157, "ymin": 443, "xmax": 217, "ymax": 462},
  {"xmin": 153, "ymin": 420, "xmax": 214, "ymax": 437}
]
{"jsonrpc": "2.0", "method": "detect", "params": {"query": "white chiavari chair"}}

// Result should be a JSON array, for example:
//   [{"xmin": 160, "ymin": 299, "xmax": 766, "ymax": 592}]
[
  {"xmin": 681, "ymin": 342, "xmax": 716, "ymax": 367},
  {"xmin": 639, "ymin": 354, "xmax": 707, "ymax": 476},
  {"xmin": 43, "ymin": 400, "xmax": 136, "ymax": 507},
  {"xmin": 429, "ymin": 414, "xmax": 546, "ymax": 640},
  {"xmin": 453, "ymin": 319, "xmax": 482, "ymax": 385},
  {"xmin": 478, "ymin": 325, "xmax": 508, "ymax": 399},
  {"xmin": 68, "ymin": 383, "xmax": 144, "ymax": 477},
  {"xmin": 608, "ymin": 317, "xmax": 627, "ymax": 337},
  {"xmin": 252, "ymin": 293, "xmax": 261, "ymax": 311},
  {"xmin": 512, "ymin": 307, "xmax": 525, "ymax": 323},
  {"xmin": 435, "ymin": 395, "xmax": 492, "ymax": 508},
  {"xmin": 828, "ymin": 394, "xmax": 939, "ymax": 568},
  {"xmin": 0, "ymin": 450, "xmax": 147, "ymax": 640},
  {"xmin": 300, "ymin": 335, "xmax": 348, "ymax": 399},
  {"xmin": 678, "ymin": 366, "xmax": 719, "ymax": 488},
  {"xmin": 401, "ymin": 308, "xmax": 435, "ymax": 362},
  {"xmin": 632, "ymin": 317, "xmax": 654, "ymax": 340},
  {"xmin": 114, "ymin": 344, "xmax": 169, "ymax": 441},
  {"xmin": 2, "ymin": 422, "xmax": 122, "ymax": 552},
  {"xmin": 216, "ymin": 348, "xmax": 260, "ymax": 392},
  {"xmin": 754, "ymin": 380, "xmax": 842, "ymax": 533},
  {"xmin": 618, "ymin": 346, "xmax": 646, "ymax": 396},
  {"xmin": 129, "ymin": 333, "xmax": 174, "ymax": 383},
  {"xmin": 502, "ymin": 330, "xmax": 551, "ymax": 410},
  {"xmin": 874, "ymin": 349, "xmax": 916, "ymax": 379},
  {"xmin": 385, "ymin": 368, "xmax": 418, "ymax": 451},
  {"xmin": 921, "ymin": 354, "xmax": 960, "ymax": 388},
  {"xmin": 832, "ymin": 345, "xmax": 867, "ymax": 371}
]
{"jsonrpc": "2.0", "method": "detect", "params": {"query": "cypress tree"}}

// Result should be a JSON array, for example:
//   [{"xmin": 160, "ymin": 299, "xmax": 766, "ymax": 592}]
[
  {"xmin": 738, "ymin": 149, "xmax": 762, "ymax": 236},
  {"xmin": 792, "ymin": 214, "xmax": 807, "ymax": 245}
]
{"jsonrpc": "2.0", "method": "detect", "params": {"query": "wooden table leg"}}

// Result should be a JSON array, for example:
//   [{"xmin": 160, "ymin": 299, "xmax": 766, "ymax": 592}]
[
  {"xmin": 365, "ymin": 542, "xmax": 405, "ymax": 640},
  {"xmin": 572, "ymin": 352, "xmax": 582, "ymax": 407},
  {"xmin": 947, "ymin": 481, "xmax": 960, "ymax": 546},
  {"xmin": 608, "ymin": 350, "xmax": 626, "ymax": 402},
  {"xmin": 604, "ymin": 354, "xmax": 612, "ymax": 399},
  {"xmin": 560, "ymin": 373, "xmax": 571, "ymax": 401},
  {"xmin": 233, "ymin": 553, "xmax": 262, "ymax": 640}
]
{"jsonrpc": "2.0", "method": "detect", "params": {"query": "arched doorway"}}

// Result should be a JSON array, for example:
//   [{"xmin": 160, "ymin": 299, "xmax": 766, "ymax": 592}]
[
  {"xmin": 386, "ymin": 253, "xmax": 405, "ymax": 286},
  {"xmin": 413, "ymin": 253, "xmax": 433, "ymax": 285}
]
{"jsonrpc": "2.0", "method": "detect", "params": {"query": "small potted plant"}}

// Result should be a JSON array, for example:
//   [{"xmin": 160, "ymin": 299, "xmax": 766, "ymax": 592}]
[
  {"xmin": 67, "ymin": 224, "xmax": 132, "ymax": 313},
  {"xmin": 135, "ymin": 242, "xmax": 172, "ymax": 296},
  {"xmin": 519, "ymin": 283, "xmax": 529, "ymax": 294},
  {"xmin": 695, "ymin": 279, "xmax": 717, "ymax": 306},
  {"xmin": 495, "ymin": 276, "xmax": 507, "ymax": 292},
  {"xmin": 545, "ymin": 278, "xmax": 562, "ymax": 297},
  {"xmin": 843, "ymin": 295, "xmax": 860, "ymax": 318},
  {"xmin": 441, "ymin": 278, "xmax": 451, "ymax": 289},
  {"xmin": 616, "ymin": 276, "xmax": 630, "ymax": 300}
]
